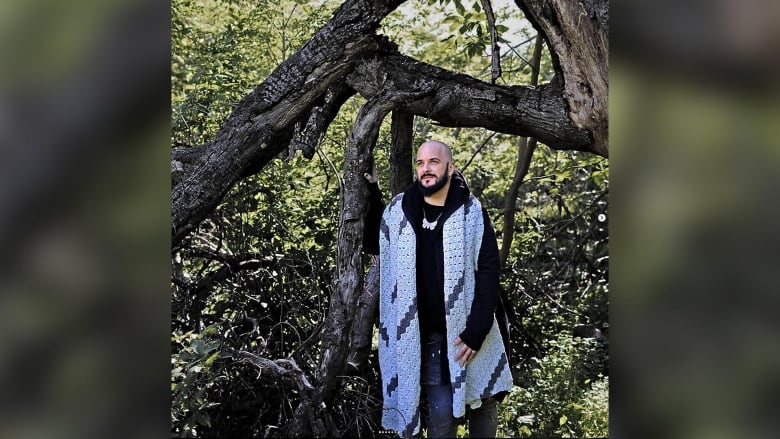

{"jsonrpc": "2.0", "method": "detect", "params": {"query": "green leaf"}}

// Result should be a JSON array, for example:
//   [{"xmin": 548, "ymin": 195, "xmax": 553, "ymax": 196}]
[
  {"xmin": 454, "ymin": 0, "xmax": 465, "ymax": 15},
  {"xmin": 559, "ymin": 415, "xmax": 568, "ymax": 425},
  {"xmin": 204, "ymin": 350, "xmax": 220, "ymax": 366}
]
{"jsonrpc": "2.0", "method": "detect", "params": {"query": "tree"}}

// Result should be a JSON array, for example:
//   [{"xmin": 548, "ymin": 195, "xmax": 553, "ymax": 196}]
[
  {"xmin": 172, "ymin": 0, "xmax": 607, "ymax": 246},
  {"xmin": 172, "ymin": 0, "xmax": 608, "ymax": 436}
]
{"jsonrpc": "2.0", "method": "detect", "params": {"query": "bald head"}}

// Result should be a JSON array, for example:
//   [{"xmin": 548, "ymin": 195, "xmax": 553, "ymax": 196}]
[
  {"xmin": 415, "ymin": 140, "xmax": 455, "ymax": 201},
  {"xmin": 418, "ymin": 140, "xmax": 453, "ymax": 162}
]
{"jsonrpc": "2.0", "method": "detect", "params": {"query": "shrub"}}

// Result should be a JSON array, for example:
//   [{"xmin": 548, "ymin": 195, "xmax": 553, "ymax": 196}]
[{"xmin": 499, "ymin": 332, "xmax": 608, "ymax": 438}]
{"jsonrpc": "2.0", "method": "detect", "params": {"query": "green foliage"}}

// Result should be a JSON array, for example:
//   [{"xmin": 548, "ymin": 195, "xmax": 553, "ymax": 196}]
[
  {"xmin": 171, "ymin": 327, "xmax": 223, "ymax": 437},
  {"xmin": 579, "ymin": 375, "xmax": 610, "ymax": 437},
  {"xmin": 172, "ymin": 0, "xmax": 337, "ymax": 145},
  {"xmin": 383, "ymin": 0, "xmax": 535, "ymax": 82},
  {"xmin": 498, "ymin": 334, "xmax": 609, "ymax": 438},
  {"xmin": 171, "ymin": 156, "xmax": 344, "ymax": 436},
  {"xmin": 500, "ymin": 147, "xmax": 609, "ymax": 388}
]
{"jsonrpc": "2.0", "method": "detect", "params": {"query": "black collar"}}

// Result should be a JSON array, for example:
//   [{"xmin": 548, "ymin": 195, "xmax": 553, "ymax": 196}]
[{"xmin": 401, "ymin": 171, "xmax": 471, "ymax": 234}]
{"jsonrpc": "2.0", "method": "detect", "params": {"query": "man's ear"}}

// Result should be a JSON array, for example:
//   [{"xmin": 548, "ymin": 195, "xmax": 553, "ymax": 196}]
[{"xmin": 448, "ymin": 161, "xmax": 456, "ymax": 175}]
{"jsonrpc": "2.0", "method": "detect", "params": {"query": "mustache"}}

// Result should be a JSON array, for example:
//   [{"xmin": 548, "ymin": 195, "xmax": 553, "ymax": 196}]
[{"xmin": 421, "ymin": 173, "xmax": 437, "ymax": 179}]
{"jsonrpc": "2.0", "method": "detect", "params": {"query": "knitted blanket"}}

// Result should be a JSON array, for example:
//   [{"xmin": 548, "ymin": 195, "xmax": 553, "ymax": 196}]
[{"xmin": 378, "ymin": 192, "xmax": 513, "ymax": 437}]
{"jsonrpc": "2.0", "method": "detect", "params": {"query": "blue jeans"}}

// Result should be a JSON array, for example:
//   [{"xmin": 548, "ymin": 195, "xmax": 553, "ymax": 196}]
[{"xmin": 421, "ymin": 333, "xmax": 498, "ymax": 438}]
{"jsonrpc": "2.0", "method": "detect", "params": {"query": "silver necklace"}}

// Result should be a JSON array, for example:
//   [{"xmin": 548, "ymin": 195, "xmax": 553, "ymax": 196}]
[{"xmin": 422, "ymin": 206, "xmax": 443, "ymax": 230}]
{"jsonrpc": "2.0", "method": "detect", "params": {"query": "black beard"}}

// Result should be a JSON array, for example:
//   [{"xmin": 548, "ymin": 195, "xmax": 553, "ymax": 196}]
[{"xmin": 417, "ymin": 171, "xmax": 449, "ymax": 197}]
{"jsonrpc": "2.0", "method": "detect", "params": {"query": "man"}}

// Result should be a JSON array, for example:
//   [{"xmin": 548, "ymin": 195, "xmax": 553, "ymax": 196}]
[{"xmin": 376, "ymin": 140, "xmax": 513, "ymax": 437}]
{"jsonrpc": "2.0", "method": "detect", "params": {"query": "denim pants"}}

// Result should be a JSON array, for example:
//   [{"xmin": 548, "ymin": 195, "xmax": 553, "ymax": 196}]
[{"xmin": 421, "ymin": 333, "xmax": 498, "ymax": 438}]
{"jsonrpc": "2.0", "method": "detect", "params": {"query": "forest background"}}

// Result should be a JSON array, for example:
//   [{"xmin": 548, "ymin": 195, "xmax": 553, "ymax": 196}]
[{"xmin": 171, "ymin": 0, "xmax": 608, "ymax": 437}]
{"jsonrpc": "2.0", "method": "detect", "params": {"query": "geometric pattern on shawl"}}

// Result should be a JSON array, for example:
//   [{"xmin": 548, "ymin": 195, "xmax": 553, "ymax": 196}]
[{"xmin": 378, "ymin": 192, "xmax": 513, "ymax": 436}]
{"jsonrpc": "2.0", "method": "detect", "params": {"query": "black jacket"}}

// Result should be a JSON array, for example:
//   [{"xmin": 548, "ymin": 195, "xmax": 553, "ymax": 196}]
[
  {"xmin": 399, "ymin": 172, "xmax": 498, "ymax": 350},
  {"xmin": 365, "ymin": 173, "xmax": 510, "ymax": 358}
]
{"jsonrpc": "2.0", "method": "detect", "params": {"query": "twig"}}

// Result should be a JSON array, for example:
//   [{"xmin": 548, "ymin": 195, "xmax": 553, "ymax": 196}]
[
  {"xmin": 460, "ymin": 132, "xmax": 497, "ymax": 172},
  {"xmin": 480, "ymin": 0, "xmax": 502, "ymax": 83}
]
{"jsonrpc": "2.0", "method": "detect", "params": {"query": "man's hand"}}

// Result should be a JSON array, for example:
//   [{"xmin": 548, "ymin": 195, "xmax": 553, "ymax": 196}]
[
  {"xmin": 454, "ymin": 336, "xmax": 477, "ymax": 366},
  {"xmin": 363, "ymin": 162, "xmax": 378, "ymax": 183}
]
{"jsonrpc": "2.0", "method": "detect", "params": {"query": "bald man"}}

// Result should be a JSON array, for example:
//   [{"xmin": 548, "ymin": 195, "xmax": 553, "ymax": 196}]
[{"xmin": 373, "ymin": 140, "xmax": 513, "ymax": 437}]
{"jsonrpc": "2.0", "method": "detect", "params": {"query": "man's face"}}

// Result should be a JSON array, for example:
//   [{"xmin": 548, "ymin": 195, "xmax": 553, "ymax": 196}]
[{"xmin": 415, "ymin": 143, "xmax": 453, "ymax": 196}]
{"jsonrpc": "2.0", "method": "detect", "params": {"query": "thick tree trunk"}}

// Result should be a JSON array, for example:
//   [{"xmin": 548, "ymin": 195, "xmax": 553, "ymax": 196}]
[
  {"xmin": 346, "ymin": 256, "xmax": 380, "ymax": 372},
  {"xmin": 314, "ymin": 87, "xmax": 430, "ymax": 416},
  {"xmin": 514, "ymin": 0, "xmax": 609, "ymax": 155},
  {"xmin": 287, "ymin": 94, "xmax": 390, "ymax": 436},
  {"xmin": 344, "ymin": 106, "xmax": 415, "ymax": 373},
  {"xmin": 390, "ymin": 110, "xmax": 415, "ymax": 195}
]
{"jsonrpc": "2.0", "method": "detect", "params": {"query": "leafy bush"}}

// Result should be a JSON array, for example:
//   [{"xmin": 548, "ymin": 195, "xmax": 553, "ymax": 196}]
[
  {"xmin": 171, "ymin": 326, "xmax": 223, "ymax": 438},
  {"xmin": 499, "ymin": 333, "xmax": 608, "ymax": 438}
]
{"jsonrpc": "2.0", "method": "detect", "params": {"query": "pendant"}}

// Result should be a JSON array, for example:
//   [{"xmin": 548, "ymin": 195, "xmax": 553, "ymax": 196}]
[{"xmin": 422, "ymin": 218, "xmax": 437, "ymax": 230}]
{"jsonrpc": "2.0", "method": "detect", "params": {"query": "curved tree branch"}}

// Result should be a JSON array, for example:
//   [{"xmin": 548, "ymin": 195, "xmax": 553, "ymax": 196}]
[
  {"xmin": 346, "ymin": 53, "xmax": 593, "ymax": 152},
  {"xmin": 514, "ymin": 0, "xmax": 608, "ymax": 155},
  {"xmin": 171, "ymin": 0, "xmax": 407, "ymax": 246},
  {"xmin": 500, "ymin": 33, "xmax": 544, "ymax": 267},
  {"xmin": 289, "ymin": 83, "xmax": 356, "ymax": 160},
  {"xmin": 480, "ymin": 0, "xmax": 502, "ymax": 83}
]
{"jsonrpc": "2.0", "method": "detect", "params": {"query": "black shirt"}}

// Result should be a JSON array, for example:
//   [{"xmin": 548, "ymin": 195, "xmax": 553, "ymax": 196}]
[{"xmin": 416, "ymin": 201, "xmax": 446, "ymax": 338}]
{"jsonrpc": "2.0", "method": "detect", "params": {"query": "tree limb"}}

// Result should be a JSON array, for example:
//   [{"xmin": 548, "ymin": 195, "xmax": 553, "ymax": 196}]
[
  {"xmin": 346, "ymin": 53, "xmax": 593, "ymax": 152},
  {"xmin": 346, "ymin": 256, "xmax": 380, "ymax": 372},
  {"xmin": 289, "ymin": 83, "xmax": 356, "ymax": 160},
  {"xmin": 317, "ymin": 85, "xmax": 433, "ymax": 409},
  {"xmin": 171, "ymin": 0, "xmax": 407, "ymax": 246},
  {"xmin": 480, "ymin": 0, "xmax": 502, "ymax": 83},
  {"xmin": 389, "ymin": 110, "xmax": 415, "ymax": 195},
  {"xmin": 513, "ymin": 0, "xmax": 608, "ymax": 155}
]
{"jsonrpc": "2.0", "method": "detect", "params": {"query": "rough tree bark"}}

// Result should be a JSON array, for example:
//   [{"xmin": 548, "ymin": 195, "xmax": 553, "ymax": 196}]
[
  {"xmin": 480, "ymin": 0, "xmax": 502, "ymax": 84},
  {"xmin": 346, "ymin": 255, "xmax": 380, "ymax": 372},
  {"xmin": 287, "ymin": 83, "xmax": 356, "ymax": 160},
  {"xmin": 345, "ymin": 53, "xmax": 591, "ymax": 152},
  {"xmin": 514, "ymin": 0, "xmax": 609, "ymax": 155},
  {"xmin": 389, "ymin": 110, "xmax": 415, "ymax": 195}
]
